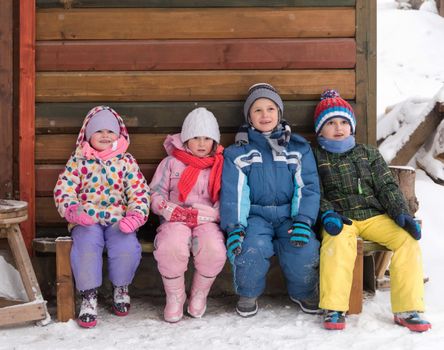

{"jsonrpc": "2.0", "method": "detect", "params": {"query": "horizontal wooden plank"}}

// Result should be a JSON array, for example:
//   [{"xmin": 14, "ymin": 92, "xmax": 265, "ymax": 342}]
[
  {"xmin": 36, "ymin": 38, "xmax": 356, "ymax": 71},
  {"xmin": 36, "ymin": 70, "xmax": 356, "ymax": 102},
  {"xmin": 36, "ymin": 131, "xmax": 316, "ymax": 163},
  {"xmin": 36, "ymin": 163, "xmax": 158, "ymax": 196},
  {"xmin": 37, "ymin": 0, "xmax": 356, "ymax": 8},
  {"xmin": 36, "ymin": 8, "xmax": 355, "ymax": 40},
  {"xmin": 33, "ymin": 237, "xmax": 154, "ymax": 253},
  {"xmin": 36, "ymin": 197, "xmax": 70, "ymax": 224},
  {"xmin": 0, "ymin": 302, "xmax": 47, "ymax": 326},
  {"xmin": 36, "ymin": 133, "xmax": 230, "ymax": 163},
  {"xmin": 36, "ymin": 101, "xmax": 320, "ymax": 134}
]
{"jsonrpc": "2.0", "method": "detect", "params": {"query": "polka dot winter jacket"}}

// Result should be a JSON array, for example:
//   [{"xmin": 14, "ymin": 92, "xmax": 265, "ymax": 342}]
[{"xmin": 53, "ymin": 106, "xmax": 150, "ymax": 229}]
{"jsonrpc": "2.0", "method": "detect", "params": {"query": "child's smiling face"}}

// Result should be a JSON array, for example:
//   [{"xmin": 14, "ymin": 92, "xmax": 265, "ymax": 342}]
[
  {"xmin": 90, "ymin": 129, "xmax": 119, "ymax": 151},
  {"xmin": 319, "ymin": 117, "xmax": 352, "ymax": 140},
  {"xmin": 186, "ymin": 136, "xmax": 215, "ymax": 158},
  {"xmin": 249, "ymin": 98, "xmax": 279, "ymax": 132}
]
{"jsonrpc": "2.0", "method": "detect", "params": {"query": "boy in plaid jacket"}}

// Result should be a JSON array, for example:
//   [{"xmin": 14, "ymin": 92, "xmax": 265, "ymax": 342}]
[{"xmin": 313, "ymin": 90, "xmax": 431, "ymax": 332}]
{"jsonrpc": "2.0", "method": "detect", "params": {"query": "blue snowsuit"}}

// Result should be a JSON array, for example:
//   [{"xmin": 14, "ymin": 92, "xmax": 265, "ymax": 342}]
[{"xmin": 220, "ymin": 127, "xmax": 320, "ymax": 298}]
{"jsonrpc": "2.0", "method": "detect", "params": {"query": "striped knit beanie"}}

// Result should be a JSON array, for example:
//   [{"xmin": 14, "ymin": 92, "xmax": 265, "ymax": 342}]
[
  {"xmin": 243, "ymin": 83, "xmax": 284, "ymax": 123},
  {"xmin": 314, "ymin": 89, "xmax": 356, "ymax": 134}
]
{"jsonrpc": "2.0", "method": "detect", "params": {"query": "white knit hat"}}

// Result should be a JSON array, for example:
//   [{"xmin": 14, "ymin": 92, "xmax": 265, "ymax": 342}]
[{"xmin": 180, "ymin": 107, "xmax": 220, "ymax": 144}]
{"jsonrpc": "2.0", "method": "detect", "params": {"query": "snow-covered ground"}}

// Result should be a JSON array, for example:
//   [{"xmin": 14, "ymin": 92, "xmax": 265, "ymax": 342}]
[{"xmin": 1, "ymin": 1, "xmax": 444, "ymax": 349}]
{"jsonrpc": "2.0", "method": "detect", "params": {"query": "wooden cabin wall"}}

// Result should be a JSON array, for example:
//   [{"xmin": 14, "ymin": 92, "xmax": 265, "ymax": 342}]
[
  {"xmin": 34, "ymin": 0, "xmax": 375, "ymax": 238},
  {"xmin": 0, "ymin": 0, "xmax": 14, "ymax": 199}
]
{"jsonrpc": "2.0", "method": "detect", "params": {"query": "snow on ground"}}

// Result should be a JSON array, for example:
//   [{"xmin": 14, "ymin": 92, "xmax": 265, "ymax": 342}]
[{"xmin": 1, "ymin": 1, "xmax": 444, "ymax": 349}]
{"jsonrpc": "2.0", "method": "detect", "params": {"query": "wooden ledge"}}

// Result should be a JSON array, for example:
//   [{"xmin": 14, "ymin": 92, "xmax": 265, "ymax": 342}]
[{"xmin": 33, "ymin": 237, "xmax": 154, "ymax": 254}]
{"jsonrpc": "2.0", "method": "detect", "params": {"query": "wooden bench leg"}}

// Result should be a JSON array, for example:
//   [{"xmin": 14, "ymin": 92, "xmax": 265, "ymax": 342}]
[
  {"xmin": 348, "ymin": 238, "xmax": 363, "ymax": 315},
  {"xmin": 375, "ymin": 251, "xmax": 393, "ymax": 280},
  {"xmin": 56, "ymin": 237, "xmax": 75, "ymax": 322}
]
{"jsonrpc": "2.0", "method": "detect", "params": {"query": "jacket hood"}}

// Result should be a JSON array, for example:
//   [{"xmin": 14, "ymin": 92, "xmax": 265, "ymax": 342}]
[
  {"xmin": 163, "ymin": 133, "xmax": 186, "ymax": 156},
  {"xmin": 75, "ymin": 106, "xmax": 129, "ymax": 147}
]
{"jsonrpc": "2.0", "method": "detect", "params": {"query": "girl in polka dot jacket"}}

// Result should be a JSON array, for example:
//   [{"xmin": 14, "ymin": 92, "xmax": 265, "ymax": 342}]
[{"xmin": 53, "ymin": 106, "xmax": 150, "ymax": 328}]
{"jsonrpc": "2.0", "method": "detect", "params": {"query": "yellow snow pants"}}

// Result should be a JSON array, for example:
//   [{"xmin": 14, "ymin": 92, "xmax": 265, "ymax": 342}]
[{"xmin": 319, "ymin": 214, "xmax": 425, "ymax": 313}]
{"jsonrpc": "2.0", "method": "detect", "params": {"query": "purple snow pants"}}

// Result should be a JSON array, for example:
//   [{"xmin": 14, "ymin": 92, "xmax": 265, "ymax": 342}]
[{"xmin": 71, "ymin": 223, "xmax": 142, "ymax": 291}]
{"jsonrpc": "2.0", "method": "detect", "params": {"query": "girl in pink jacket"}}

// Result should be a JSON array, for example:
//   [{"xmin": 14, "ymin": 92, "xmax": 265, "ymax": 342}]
[{"xmin": 150, "ymin": 107, "xmax": 226, "ymax": 322}]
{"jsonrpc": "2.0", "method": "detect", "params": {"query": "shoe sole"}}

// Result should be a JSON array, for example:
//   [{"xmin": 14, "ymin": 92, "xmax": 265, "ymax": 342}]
[
  {"xmin": 187, "ymin": 305, "xmax": 207, "ymax": 318},
  {"xmin": 394, "ymin": 316, "xmax": 432, "ymax": 332},
  {"xmin": 324, "ymin": 322, "xmax": 345, "ymax": 330},
  {"xmin": 112, "ymin": 305, "xmax": 130, "ymax": 317},
  {"xmin": 77, "ymin": 319, "xmax": 97, "ymax": 328},
  {"xmin": 236, "ymin": 303, "xmax": 258, "ymax": 318},
  {"xmin": 164, "ymin": 314, "xmax": 183, "ymax": 323},
  {"xmin": 290, "ymin": 297, "xmax": 323, "ymax": 315}
]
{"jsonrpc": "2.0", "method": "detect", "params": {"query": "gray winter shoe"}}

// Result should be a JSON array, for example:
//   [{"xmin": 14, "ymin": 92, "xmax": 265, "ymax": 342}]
[
  {"xmin": 236, "ymin": 296, "xmax": 258, "ymax": 317},
  {"xmin": 290, "ymin": 294, "xmax": 322, "ymax": 315}
]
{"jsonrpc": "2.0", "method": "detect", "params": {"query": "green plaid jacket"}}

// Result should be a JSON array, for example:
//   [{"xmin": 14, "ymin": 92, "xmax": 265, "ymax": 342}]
[{"xmin": 313, "ymin": 144, "xmax": 409, "ymax": 221}]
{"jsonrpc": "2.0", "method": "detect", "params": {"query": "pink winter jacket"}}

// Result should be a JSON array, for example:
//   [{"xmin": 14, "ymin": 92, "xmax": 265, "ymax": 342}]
[{"xmin": 149, "ymin": 134, "xmax": 219, "ymax": 221}]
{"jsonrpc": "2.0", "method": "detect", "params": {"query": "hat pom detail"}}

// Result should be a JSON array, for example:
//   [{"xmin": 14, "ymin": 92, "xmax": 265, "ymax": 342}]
[{"xmin": 320, "ymin": 89, "xmax": 341, "ymax": 100}]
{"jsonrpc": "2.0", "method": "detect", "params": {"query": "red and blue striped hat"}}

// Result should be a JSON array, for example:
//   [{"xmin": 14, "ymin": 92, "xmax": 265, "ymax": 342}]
[{"xmin": 314, "ymin": 89, "xmax": 356, "ymax": 134}]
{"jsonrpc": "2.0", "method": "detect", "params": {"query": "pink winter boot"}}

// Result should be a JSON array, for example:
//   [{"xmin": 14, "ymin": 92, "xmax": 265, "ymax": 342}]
[
  {"xmin": 187, "ymin": 273, "xmax": 216, "ymax": 318},
  {"xmin": 162, "ymin": 275, "xmax": 187, "ymax": 323}
]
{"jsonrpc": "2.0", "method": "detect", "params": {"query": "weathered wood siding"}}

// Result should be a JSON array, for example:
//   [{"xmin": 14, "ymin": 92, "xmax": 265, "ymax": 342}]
[
  {"xmin": 0, "ymin": 0, "xmax": 14, "ymax": 199},
  {"xmin": 35, "ymin": 0, "xmax": 375, "ymax": 235}
]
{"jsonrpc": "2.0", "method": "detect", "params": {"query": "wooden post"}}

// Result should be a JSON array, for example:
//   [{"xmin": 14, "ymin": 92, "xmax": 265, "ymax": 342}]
[
  {"xmin": 439, "ymin": 0, "xmax": 444, "ymax": 17},
  {"xmin": 0, "ymin": 0, "xmax": 14, "ymax": 199},
  {"xmin": 355, "ymin": 0, "xmax": 377, "ymax": 145},
  {"xmin": 56, "ymin": 237, "xmax": 75, "ymax": 322},
  {"xmin": 348, "ymin": 238, "xmax": 363, "ymax": 315},
  {"xmin": 18, "ymin": 0, "xmax": 36, "ymax": 253}
]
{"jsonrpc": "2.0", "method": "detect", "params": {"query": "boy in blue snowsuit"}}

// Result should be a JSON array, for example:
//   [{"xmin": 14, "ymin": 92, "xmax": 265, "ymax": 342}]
[{"xmin": 220, "ymin": 83, "xmax": 321, "ymax": 317}]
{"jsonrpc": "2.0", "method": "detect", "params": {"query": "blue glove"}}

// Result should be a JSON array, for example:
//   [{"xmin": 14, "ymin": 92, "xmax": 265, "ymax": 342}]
[
  {"xmin": 395, "ymin": 214, "xmax": 421, "ymax": 240},
  {"xmin": 226, "ymin": 228, "xmax": 245, "ymax": 262},
  {"xmin": 289, "ymin": 222, "xmax": 313, "ymax": 247},
  {"xmin": 321, "ymin": 210, "xmax": 353, "ymax": 236}
]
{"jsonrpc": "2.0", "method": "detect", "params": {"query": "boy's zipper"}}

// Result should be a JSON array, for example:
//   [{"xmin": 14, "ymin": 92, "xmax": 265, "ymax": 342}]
[{"xmin": 358, "ymin": 178, "xmax": 363, "ymax": 194}]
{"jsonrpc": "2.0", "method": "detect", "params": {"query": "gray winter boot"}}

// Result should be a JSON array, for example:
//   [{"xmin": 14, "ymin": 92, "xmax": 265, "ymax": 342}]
[{"xmin": 236, "ymin": 296, "xmax": 258, "ymax": 317}]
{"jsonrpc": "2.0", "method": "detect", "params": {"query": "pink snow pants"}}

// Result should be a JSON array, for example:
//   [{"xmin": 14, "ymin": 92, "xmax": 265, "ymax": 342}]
[{"xmin": 153, "ymin": 222, "xmax": 226, "ymax": 278}]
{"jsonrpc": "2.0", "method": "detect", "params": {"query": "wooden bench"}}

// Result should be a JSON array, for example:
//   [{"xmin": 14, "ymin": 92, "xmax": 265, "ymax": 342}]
[{"xmin": 33, "ymin": 236, "xmax": 379, "ymax": 321}]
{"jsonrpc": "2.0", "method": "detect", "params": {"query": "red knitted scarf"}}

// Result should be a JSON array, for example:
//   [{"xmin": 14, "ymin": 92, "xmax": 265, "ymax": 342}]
[{"xmin": 173, "ymin": 145, "xmax": 224, "ymax": 203}]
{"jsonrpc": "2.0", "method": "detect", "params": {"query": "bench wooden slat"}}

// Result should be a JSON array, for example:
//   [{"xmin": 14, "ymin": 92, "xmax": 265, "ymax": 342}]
[
  {"xmin": 33, "ymin": 236, "xmax": 154, "ymax": 253},
  {"xmin": 36, "ymin": 70, "xmax": 355, "ymax": 102},
  {"xmin": 37, "ymin": 8, "xmax": 355, "ymax": 40},
  {"xmin": 36, "ymin": 0, "xmax": 357, "ymax": 8},
  {"xmin": 36, "ymin": 38, "xmax": 356, "ymax": 71}
]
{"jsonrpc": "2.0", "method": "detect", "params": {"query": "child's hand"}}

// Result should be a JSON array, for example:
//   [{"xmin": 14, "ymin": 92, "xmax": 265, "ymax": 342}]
[
  {"xmin": 395, "ymin": 214, "xmax": 421, "ymax": 240},
  {"xmin": 65, "ymin": 204, "xmax": 95, "ymax": 226},
  {"xmin": 226, "ymin": 228, "xmax": 245, "ymax": 263},
  {"xmin": 119, "ymin": 211, "xmax": 145, "ymax": 234},
  {"xmin": 288, "ymin": 222, "xmax": 313, "ymax": 247},
  {"xmin": 192, "ymin": 203, "xmax": 220, "ymax": 224},
  {"xmin": 321, "ymin": 210, "xmax": 353, "ymax": 236}
]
